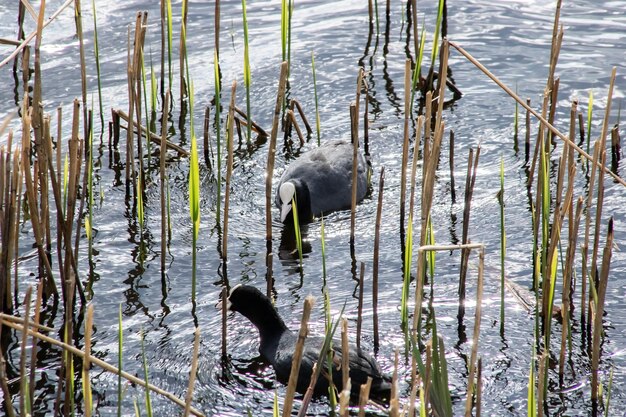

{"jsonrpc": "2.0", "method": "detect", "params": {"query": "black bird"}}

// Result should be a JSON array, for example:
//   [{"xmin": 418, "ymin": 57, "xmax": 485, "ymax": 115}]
[
  {"xmin": 221, "ymin": 284, "xmax": 391, "ymax": 403},
  {"xmin": 275, "ymin": 140, "xmax": 369, "ymax": 224}
]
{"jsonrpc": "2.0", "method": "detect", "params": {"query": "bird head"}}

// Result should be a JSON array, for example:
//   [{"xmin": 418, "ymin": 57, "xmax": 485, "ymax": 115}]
[{"xmin": 279, "ymin": 182, "xmax": 296, "ymax": 223}]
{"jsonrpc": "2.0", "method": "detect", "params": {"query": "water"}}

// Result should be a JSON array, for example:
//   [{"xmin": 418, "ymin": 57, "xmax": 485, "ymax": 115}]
[{"xmin": 1, "ymin": 0, "xmax": 625, "ymax": 415}]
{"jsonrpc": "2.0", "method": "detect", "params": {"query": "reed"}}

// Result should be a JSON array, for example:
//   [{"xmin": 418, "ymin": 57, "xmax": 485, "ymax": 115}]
[
  {"xmin": 213, "ymin": 50, "xmax": 222, "ymax": 224},
  {"xmin": 19, "ymin": 287, "xmax": 32, "ymax": 416},
  {"xmin": 160, "ymin": 90, "xmax": 171, "ymax": 272},
  {"xmin": 265, "ymin": 62, "xmax": 289, "ymax": 254},
  {"xmin": 241, "ymin": 0, "xmax": 252, "ymax": 142},
  {"xmin": 140, "ymin": 328, "xmax": 153, "ymax": 417},
  {"xmin": 356, "ymin": 262, "xmax": 365, "ymax": 350},
  {"xmin": 183, "ymin": 327, "xmax": 201, "ymax": 417},
  {"xmin": 350, "ymin": 102, "xmax": 359, "ymax": 244},
  {"xmin": 291, "ymin": 194, "xmax": 303, "ymax": 266},
  {"xmin": 586, "ymin": 90, "xmax": 593, "ymax": 159},
  {"xmin": 165, "ymin": 0, "xmax": 173, "ymax": 90},
  {"xmin": 282, "ymin": 296, "xmax": 314, "ymax": 417},
  {"xmin": 221, "ymin": 287, "xmax": 228, "ymax": 358},
  {"xmin": 187, "ymin": 82, "xmax": 201, "ymax": 302},
  {"xmin": 222, "ymin": 81, "xmax": 237, "ymax": 260},
  {"xmin": 400, "ymin": 59, "xmax": 411, "ymax": 234},
  {"xmin": 591, "ymin": 218, "xmax": 614, "ymax": 402},
  {"xmin": 179, "ymin": 0, "xmax": 189, "ymax": 102},
  {"xmin": 372, "ymin": 167, "xmax": 384, "ymax": 349},
  {"xmin": 464, "ymin": 246, "xmax": 485, "ymax": 417},
  {"xmin": 91, "ymin": 0, "xmax": 104, "ymax": 126},
  {"xmin": 82, "ymin": 304, "xmax": 94, "ymax": 417}
]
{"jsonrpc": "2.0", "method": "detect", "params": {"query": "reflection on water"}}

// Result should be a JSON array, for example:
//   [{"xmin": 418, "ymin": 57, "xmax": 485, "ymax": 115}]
[{"xmin": 1, "ymin": 0, "xmax": 625, "ymax": 415}]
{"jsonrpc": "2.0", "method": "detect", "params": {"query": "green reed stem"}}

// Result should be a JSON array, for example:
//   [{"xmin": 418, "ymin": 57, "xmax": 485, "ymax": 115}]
[
  {"xmin": 141, "ymin": 329, "xmax": 153, "ymax": 417},
  {"xmin": 401, "ymin": 214, "xmax": 413, "ymax": 332},
  {"xmin": 410, "ymin": 23, "xmax": 426, "ymax": 113},
  {"xmin": 430, "ymin": 0, "xmax": 445, "ymax": 70},
  {"xmin": 189, "ymin": 88, "xmax": 200, "ymax": 302},
  {"xmin": 91, "ymin": 0, "xmax": 104, "ymax": 127},
  {"xmin": 214, "ymin": 50, "xmax": 222, "ymax": 224},
  {"xmin": 242, "ymin": 0, "xmax": 252, "ymax": 142},
  {"xmin": 291, "ymin": 195, "xmax": 303, "ymax": 266},
  {"xmin": 311, "ymin": 51, "xmax": 321, "ymax": 145}
]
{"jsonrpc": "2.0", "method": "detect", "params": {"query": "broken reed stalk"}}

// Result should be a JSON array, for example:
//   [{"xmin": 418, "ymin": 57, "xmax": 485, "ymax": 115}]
[
  {"xmin": 591, "ymin": 217, "xmax": 613, "ymax": 401},
  {"xmin": 400, "ymin": 58, "xmax": 411, "ymax": 235},
  {"xmin": 183, "ymin": 326, "xmax": 201, "ymax": 417},
  {"xmin": 28, "ymin": 272, "xmax": 44, "ymax": 408},
  {"xmin": 372, "ymin": 167, "xmax": 384, "ymax": 349},
  {"xmin": 389, "ymin": 349, "xmax": 399, "ymax": 416},
  {"xmin": 341, "ymin": 318, "xmax": 350, "ymax": 390},
  {"xmin": 350, "ymin": 102, "xmax": 358, "ymax": 244},
  {"xmin": 0, "ymin": 316, "xmax": 207, "ymax": 417},
  {"xmin": 282, "ymin": 296, "xmax": 314, "ymax": 417},
  {"xmin": 356, "ymin": 262, "xmax": 365, "ymax": 350},
  {"xmin": 459, "ymin": 146, "xmax": 480, "ymax": 316},
  {"xmin": 287, "ymin": 109, "xmax": 304, "ymax": 145},
  {"xmin": 464, "ymin": 246, "xmax": 485, "ymax": 417},
  {"xmin": 114, "ymin": 109, "xmax": 189, "ymax": 156},
  {"xmin": 266, "ymin": 62, "xmax": 289, "ymax": 256},
  {"xmin": 222, "ymin": 81, "xmax": 237, "ymax": 260},
  {"xmin": 234, "ymin": 106, "xmax": 269, "ymax": 136},
  {"xmin": 160, "ymin": 90, "xmax": 171, "ymax": 272},
  {"xmin": 357, "ymin": 377, "xmax": 372, "ymax": 417},
  {"xmin": 19, "ymin": 286, "xmax": 32, "ymax": 416},
  {"xmin": 449, "ymin": 42, "xmax": 626, "ymax": 187}
]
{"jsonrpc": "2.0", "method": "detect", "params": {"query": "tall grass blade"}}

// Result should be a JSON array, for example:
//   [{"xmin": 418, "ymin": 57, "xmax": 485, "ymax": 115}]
[
  {"xmin": 166, "ymin": 0, "xmax": 173, "ymax": 90},
  {"xmin": 91, "ymin": 0, "xmax": 104, "ymax": 127},
  {"xmin": 214, "ymin": 50, "xmax": 222, "ymax": 224},
  {"xmin": 586, "ymin": 90, "xmax": 593, "ymax": 159},
  {"xmin": 141, "ymin": 328, "xmax": 153, "ymax": 417},
  {"xmin": 401, "ymin": 214, "xmax": 413, "ymax": 332},
  {"xmin": 118, "ymin": 304, "xmax": 123, "ymax": 417},
  {"xmin": 291, "ymin": 195, "xmax": 303, "ymax": 266},
  {"xmin": 242, "ymin": 0, "xmax": 252, "ymax": 141}
]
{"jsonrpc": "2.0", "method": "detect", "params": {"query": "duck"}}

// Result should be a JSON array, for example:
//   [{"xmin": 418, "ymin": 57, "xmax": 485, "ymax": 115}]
[
  {"xmin": 221, "ymin": 284, "xmax": 391, "ymax": 403},
  {"xmin": 275, "ymin": 140, "xmax": 370, "ymax": 224}
]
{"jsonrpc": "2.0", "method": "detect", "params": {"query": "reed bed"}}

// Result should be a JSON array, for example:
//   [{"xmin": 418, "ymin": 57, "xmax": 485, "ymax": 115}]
[{"xmin": 0, "ymin": 0, "xmax": 623, "ymax": 416}]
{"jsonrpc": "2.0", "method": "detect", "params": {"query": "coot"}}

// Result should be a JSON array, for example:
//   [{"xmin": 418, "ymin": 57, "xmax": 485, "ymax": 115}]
[
  {"xmin": 222, "ymin": 284, "xmax": 391, "ymax": 403},
  {"xmin": 275, "ymin": 140, "xmax": 369, "ymax": 223}
]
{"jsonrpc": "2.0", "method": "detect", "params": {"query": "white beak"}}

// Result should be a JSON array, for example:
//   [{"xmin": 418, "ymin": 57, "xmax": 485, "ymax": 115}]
[{"xmin": 281, "ymin": 202, "xmax": 292, "ymax": 223}]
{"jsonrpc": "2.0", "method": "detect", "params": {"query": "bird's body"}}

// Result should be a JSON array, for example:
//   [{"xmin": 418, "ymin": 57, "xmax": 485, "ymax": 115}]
[
  {"xmin": 224, "ymin": 285, "xmax": 391, "ymax": 402},
  {"xmin": 275, "ymin": 140, "xmax": 369, "ymax": 223}
]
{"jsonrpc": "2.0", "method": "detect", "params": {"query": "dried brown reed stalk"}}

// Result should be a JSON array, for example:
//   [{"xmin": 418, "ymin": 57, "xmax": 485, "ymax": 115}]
[
  {"xmin": 559, "ymin": 196, "xmax": 583, "ymax": 376},
  {"xmin": 611, "ymin": 125, "xmax": 621, "ymax": 169},
  {"xmin": 357, "ymin": 377, "xmax": 372, "ymax": 417},
  {"xmin": 408, "ymin": 116, "xmax": 425, "ymax": 223},
  {"xmin": 282, "ymin": 295, "xmax": 314, "ymax": 417},
  {"xmin": 591, "ymin": 218, "xmax": 614, "ymax": 401},
  {"xmin": 1, "ymin": 145, "xmax": 21, "ymax": 312},
  {"xmin": 0, "ymin": 0, "xmax": 74, "ymax": 69},
  {"xmin": 400, "ymin": 59, "xmax": 411, "ymax": 233},
  {"xmin": 266, "ymin": 62, "xmax": 289, "ymax": 256},
  {"xmin": 389, "ymin": 349, "xmax": 399, "ymax": 417},
  {"xmin": 183, "ymin": 326, "xmax": 201, "ymax": 417},
  {"xmin": 286, "ymin": 109, "xmax": 304, "ymax": 145},
  {"xmin": 350, "ymin": 102, "xmax": 359, "ymax": 243},
  {"xmin": 537, "ymin": 351, "xmax": 547, "ymax": 417},
  {"xmin": 19, "ymin": 286, "xmax": 32, "ymax": 416},
  {"xmin": 372, "ymin": 167, "xmax": 384, "ymax": 348},
  {"xmin": 160, "ymin": 90, "xmax": 171, "ymax": 272},
  {"xmin": 449, "ymin": 129, "xmax": 456, "ymax": 202},
  {"xmin": 0, "ymin": 345, "xmax": 16, "ymax": 416},
  {"xmin": 341, "ymin": 318, "xmax": 350, "ymax": 390},
  {"xmin": 0, "ymin": 315, "xmax": 206, "ymax": 416},
  {"xmin": 114, "ymin": 109, "xmax": 188, "ymax": 156},
  {"xmin": 222, "ymin": 81, "xmax": 237, "ymax": 260},
  {"xmin": 234, "ymin": 106, "xmax": 269, "ymax": 137},
  {"xmin": 29, "ymin": 281, "xmax": 44, "ymax": 407},
  {"xmin": 459, "ymin": 146, "xmax": 480, "ymax": 315},
  {"xmin": 448, "ymin": 42, "xmax": 626, "ymax": 187},
  {"xmin": 291, "ymin": 99, "xmax": 313, "ymax": 135}
]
